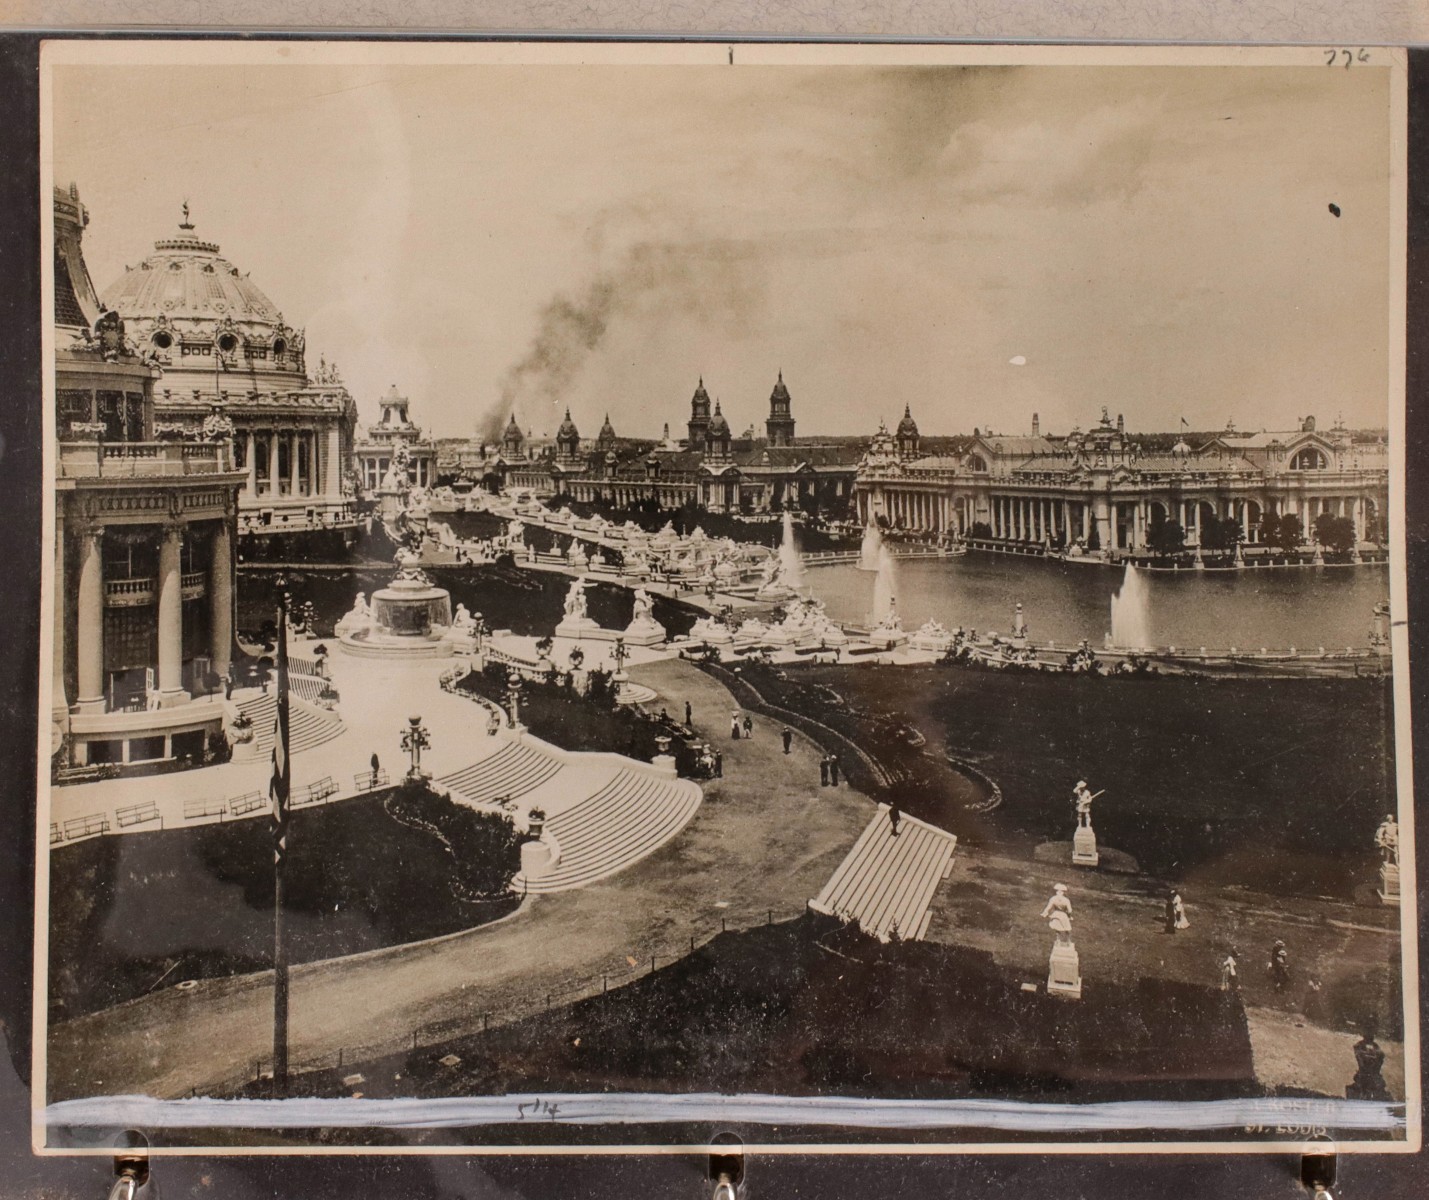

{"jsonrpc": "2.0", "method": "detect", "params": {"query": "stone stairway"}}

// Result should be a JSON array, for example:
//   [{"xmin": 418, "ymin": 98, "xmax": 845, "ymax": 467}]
[
  {"xmin": 809, "ymin": 804, "xmax": 957, "ymax": 942},
  {"xmin": 236, "ymin": 690, "xmax": 346, "ymax": 757},
  {"xmin": 513, "ymin": 768, "xmax": 702, "ymax": 894},
  {"xmin": 437, "ymin": 741, "xmax": 564, "ymax": 807}
]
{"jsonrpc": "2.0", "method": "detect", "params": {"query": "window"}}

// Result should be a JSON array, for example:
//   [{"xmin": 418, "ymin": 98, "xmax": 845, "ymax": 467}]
[
  {"xmin": 1292, "ymin": 447, "xmax": 1328, "ymax": 471},
  {"xmin": 152, "ymin": 331, "xmax": 173, "ymax": 350},
  {"xmin": 967, "ymin": 453, "xmax": 989, "ymax": 472},
  {"xmin": 272, "ymin": 338, "xmax": 287, "ymax": 355},
  {"xmin": 217, "ymin": 333, "xmax": 239, "ymax": 353}
]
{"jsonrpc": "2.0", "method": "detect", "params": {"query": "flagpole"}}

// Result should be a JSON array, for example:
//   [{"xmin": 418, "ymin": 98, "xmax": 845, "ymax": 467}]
[{"xmin": 271, "ymin": 585, "xmax": 291, "ymax": 1094}]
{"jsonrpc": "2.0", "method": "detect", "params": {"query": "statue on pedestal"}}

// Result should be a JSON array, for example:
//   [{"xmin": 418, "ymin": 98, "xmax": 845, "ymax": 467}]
[
  {"xmin": 563, "ymin": 577, "xmax": 589, "ymax": 621},
  {"xmin": 632, "ymin": 586, "xmax": 654, "ymax": 625},
  {"xmin": 1041, "ymin": 884, "xmax": 1074, "ymax": 944},
  {"xmin": 1376, "ymin": 813, "xmax": 1399, "ymax": 865}
]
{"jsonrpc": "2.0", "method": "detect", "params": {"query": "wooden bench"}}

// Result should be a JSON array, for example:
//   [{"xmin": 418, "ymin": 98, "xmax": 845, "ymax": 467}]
[
  {"xmin": 229, "ymin": 791, "xmax": 266, "ymax": 817},
  {"xmin": 353, "ymin": 769, "xmax": 390, "ymax": 792},
  {"xmin": 115, "ymin": 802, "xmax": 162, "ymax": 828},
  {"xmin": 183, "ymin": 797, "xmax": 229, "ymax": 821},
  {"xmin": 62, "ymin": 813, "xmax": 110, "ymax": 840},
  {"xmin": 292, "ymin": 776, "xmax": 338, "ymax": 808}
]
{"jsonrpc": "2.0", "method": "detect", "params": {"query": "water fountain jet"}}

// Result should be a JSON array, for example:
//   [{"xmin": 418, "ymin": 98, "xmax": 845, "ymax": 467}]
[{"xmin": 1109, "ymin": 563, "xmax": 1152, "ymax": 650}]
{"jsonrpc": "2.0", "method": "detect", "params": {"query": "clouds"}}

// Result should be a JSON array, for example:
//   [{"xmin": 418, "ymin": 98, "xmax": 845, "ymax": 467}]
[{"xmin": 51, "ymin": 59, "xmax": 1395, "ymax": 440}]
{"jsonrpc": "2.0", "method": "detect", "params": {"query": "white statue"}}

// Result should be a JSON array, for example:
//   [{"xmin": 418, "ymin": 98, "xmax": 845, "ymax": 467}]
[
  {"xmin": 563, "ymin": 577, "xmax": 589, "ymax": 621},
  {"xmin": 631, "ymin": 587, "xmax": 654, "ymax": 625},
  {"xmin": 336, "ymin": 591, "xmax": 372, "ymax": 636},
  {"xmin": 1073, "ymin": 780, "xmax": 1102, "ymax": 828},
  {"xmin": 1376, "ymin": 813, "xmax": 1400, "ymax": 866},
  {"xmin": 452, "ymin": 603, "xmax": 472, "ymax": 630},
  {"xmin": 1040, "ymin": 884, "xmax": 1074, "ymax": 946},
  {"xmin": 1013, "ymin": 602, "xmax": 1027, "ymax": 639}
]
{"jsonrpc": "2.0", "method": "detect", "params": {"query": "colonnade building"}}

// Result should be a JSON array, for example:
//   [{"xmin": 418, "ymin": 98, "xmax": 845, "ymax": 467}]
[
  {"xmin": 354, "ymin": 384, "xmax": 438, "ymax": 492},
  {"xmin": 496, "ymin": 375, "xmax": 862, "ymax": 515},
  {"xmin": 854, "ymin": 406, "xmax": 1389, "ymax": 552},
  {"xmin": 98, "ymin": 206, "xmax": 360, "ymax": 542},
  {"xmin": 52, "ymin": 185, "xmax": 245, "ymax": 768}
]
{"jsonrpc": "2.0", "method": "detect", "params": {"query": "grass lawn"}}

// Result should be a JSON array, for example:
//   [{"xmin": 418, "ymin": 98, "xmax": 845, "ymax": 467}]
[
  {"xmin": 736, "ymin": 663, "xmax": 1395, "ymax": 900},
  {"xmin": 48, "ymin": 788, "xmax": 520, "ymax": 1021},
  {"xmin": 280, "ymin": 914, "xmax": 1257, "ymax": 1113}
]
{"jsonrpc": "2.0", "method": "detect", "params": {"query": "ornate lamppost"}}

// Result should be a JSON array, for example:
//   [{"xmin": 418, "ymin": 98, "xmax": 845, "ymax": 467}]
[
  {"xmin": 506, "ymin": 671, "xmax": 523, "ymax": 729},
  {"xmin": 401, "ymin": 714, "xmax": 431, "ymax": 780}
]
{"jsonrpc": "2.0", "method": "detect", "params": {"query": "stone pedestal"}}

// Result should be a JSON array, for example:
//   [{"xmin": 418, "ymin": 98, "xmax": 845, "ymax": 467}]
[
  {"xmin": 651, "ymin": 754, "xmax": 678, "ymax": 778},
  {"xmin": 1379, "ymin": 861, "xmax": 1400, "ymax": 906},
  {"xmin": 1072, "ymin": 824, "xmax": 1100, "ymax": 867},
  {"xmin": 1047, "ymin": 941, "xmax": 1082, "ymax": 999},
  {"xmin": 520, "ymin": 837, "xmax": 553, "ymax": 879},
  {"xmin": 621, "ymin": 615, "xmax": 668, "ymax": 647},
  {"xmin": 554, "ymin": 614, "xmax": 602, "ymax": 641}
]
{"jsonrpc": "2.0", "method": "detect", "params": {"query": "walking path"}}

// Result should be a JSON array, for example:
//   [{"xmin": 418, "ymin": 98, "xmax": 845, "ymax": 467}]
[{"xmin": 45, "ymin": 659, "xmax": 873, "ymax": 1103}]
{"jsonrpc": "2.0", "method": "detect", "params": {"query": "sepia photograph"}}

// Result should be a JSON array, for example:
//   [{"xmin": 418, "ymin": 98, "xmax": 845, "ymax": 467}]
[{"xmin": 33, "ymin": 40, "xmax": 1415, "ymax": 1152}]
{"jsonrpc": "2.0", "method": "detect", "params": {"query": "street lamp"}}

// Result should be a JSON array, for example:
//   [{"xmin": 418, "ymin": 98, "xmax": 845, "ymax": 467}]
[
  {"xmin": 401, "ymin": 714, "xmax": 431, "ymax": 780},
  {"xmin": 506, "ymin": 671, "xmax": 523, "ymax": 729}
]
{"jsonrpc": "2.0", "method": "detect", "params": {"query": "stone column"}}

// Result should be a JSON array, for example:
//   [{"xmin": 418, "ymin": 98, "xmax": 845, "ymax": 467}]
[
  {"xmin": 267, "ymin": 430, "xmax": 279, "ymax": 498},
  {"xmin": 244, "ymin": 430, "xmax": 257, "ymax": 498},
  {"xmin": 209, "ymin": 519, "xmax": 233, "ymax": 679},
  {"xmin": 157, "ymin": 522, "xmax": 186, "ymax": 707},
  {"xmin": 75, "ymin": 523, "xmax": 105, "ymax": 712},
  {"xmin": 289, "ymin": 429, "xmax": 302, "ymax": 497},
  {"xmin": 53, "ymin": 507, "xmax": 68, "ymax": 719}
]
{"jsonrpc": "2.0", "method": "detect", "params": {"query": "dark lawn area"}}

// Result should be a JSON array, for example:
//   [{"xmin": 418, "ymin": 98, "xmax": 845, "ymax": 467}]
[
  {"xmin": 284, "ymin": 913, "xmax": 1255, "ymax": 1107},
  {"xmin": 735, "ymin": 662, "xmax": 1395, "ymax": 900},
  {"xmin": 48, "ymin": 787, "xmax": 521, "ymax": 1022},
  {"xmin": 459, "ymin": 664, "xmax": 705, "ymax": 777},
  {"xmin": 238, "ymin": 560, "xmax": 699, "ymax": 642}
]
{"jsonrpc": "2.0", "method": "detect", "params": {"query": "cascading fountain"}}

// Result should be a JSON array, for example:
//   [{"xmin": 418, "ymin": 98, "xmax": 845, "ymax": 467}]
[
  {"xmin": 778, "ymin": 509, "xmax": 807, "ymax": 591},
  {"xmin": 1109, "ymin": 563, "xmax": 1153, "ymax": 650},
  {"xmin": 859, "ymin": 517, "xmax": 883, "ymax": 571},
  {"xmin": 872, "ymin": 542, "xmax": 900, "ymax": 626}
]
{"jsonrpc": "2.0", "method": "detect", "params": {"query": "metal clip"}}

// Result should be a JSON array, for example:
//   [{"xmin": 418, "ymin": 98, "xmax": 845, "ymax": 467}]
[
  {"xmin": 108, "ymin": 1134, "xmax": 151, "ymax": 1200},
  {"xmin": 709, "ymin": 1132, "xmax": 744, "ymax": 1200},
  {"xmin": 1301, "ymin": 1138, "xmax": 1337, "ymax": 1200}
]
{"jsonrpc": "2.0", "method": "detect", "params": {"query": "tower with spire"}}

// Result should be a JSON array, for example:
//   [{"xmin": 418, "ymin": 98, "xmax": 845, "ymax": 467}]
[
  {"xmin": 896, "ymin": 404, "xmax": 920, "ymax": 460},
  {"xmin": 501, "ymin": 411, "xmax": 526, "ymax": 458},
  {"xmin": 555, "ymin": 408, "xmax": 582, "ymax": 465},
  {"xmin": 687, "ymin": 377, "xmax": 712, "ymax": 447},
  {"xmin": 705, "ymin": 400, "xmax": 732, "ymax": 463},
  {"xmin": 595, "ymin": 412, "xmax": 617, "ymax": 454},
  {"xmin": 766, "ymin": 370, "xmax": 795, "ymax": 447}
]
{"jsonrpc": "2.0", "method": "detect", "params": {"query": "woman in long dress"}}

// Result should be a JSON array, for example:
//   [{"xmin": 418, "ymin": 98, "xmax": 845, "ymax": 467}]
[{"xmin": 1172, "ymin": 889, "xmax": 1190, "ymax": 930}]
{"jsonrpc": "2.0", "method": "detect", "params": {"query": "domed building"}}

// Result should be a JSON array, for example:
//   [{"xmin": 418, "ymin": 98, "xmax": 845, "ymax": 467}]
[
  {"xmin": 353, "ymin": 384, "xmax": 437, "ymax": 493},
  {"xmin": 99, "ymin": 205, "xmax": 359, "ymax": 541}
]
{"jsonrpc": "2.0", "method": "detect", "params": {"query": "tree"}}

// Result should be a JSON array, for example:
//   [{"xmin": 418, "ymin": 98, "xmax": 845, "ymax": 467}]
[
  {"xmin": 1258, "ymin": 511, "xmax": 1280, "ymax": 549},
  {"xmin": 1313, "ymin": 512, "xmax": 1357, "ymax": 556},
  {"xmin": 1269, "ymin": 512, "xmax": 1303, "ymax": 554},
  {"xmin": 1199, "ymin": 515, "xmax": 1243, "ymax": 555},
  {"xmin": 969, "ymin": 521, "xmax": 993, "ymax": 540},
  {"xmin": 1147, "ymin": 517, "xmax": 1186, "ymax": 558},
  {"xmin": 1086, "ymin": 519, "xmax": 1101, "ymax": 552}
]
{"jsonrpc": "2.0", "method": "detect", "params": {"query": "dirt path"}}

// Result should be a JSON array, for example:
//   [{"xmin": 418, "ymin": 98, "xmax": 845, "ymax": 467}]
[{"xmin": 46, "ymin": 659, "xmax": 873, "ymax": 1102}]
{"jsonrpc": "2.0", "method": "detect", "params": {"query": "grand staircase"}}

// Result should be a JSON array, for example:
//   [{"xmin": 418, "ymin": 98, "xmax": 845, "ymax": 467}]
[
  {"xmin": 809, "ymin": 804, "xmax": 957, "ymax": 942},
  {"xmin": 235, "ymin": 689, "xmax": 345, "ymax": 757},
  {"xmin": 513, "ymin": 768, "xmax": 702, "ymax": 894},
  {"xmin": 437, "ymin": 741, "xmax": 565, "ymax": 807}
]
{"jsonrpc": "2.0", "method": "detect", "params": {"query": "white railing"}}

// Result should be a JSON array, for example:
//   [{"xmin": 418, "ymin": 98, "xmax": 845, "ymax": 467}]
[
  {"xmin": 59, "ymin": 440, "xmax": 233, "ymax": 478},
  {"xmin": 104, "ymin": 577, "xmax": 154, "ymax": 606}
]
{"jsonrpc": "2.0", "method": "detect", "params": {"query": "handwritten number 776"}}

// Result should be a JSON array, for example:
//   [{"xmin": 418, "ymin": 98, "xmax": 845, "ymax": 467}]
[{"xmin": 1327, "ymin": 49, "xmax": 1371, "ymax": 68}]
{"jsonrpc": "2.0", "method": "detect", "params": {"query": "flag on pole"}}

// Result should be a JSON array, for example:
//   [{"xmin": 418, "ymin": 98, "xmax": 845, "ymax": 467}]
[{"xmin": 269, "ymin": 598, "xmax": 291, "ymax": 864}]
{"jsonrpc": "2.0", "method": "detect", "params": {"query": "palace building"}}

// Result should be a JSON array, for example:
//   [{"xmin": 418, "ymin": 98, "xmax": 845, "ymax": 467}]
[
  {"xmin": 494, "ymin": 373, "xmax": 863, "ymax": 515},
  {"xmin": 98, "ymin": 205, "xmax": 360, "ymax": 542},
  {"xmin": 354, "ymin": 384, "xmax": 438, "ymax": 492},
  {"xmin": 854, "ymin": 406, "xmax": 1389, "ymax": 551},
  {"xmin": 52, "ymin": 185, "xmax": 246, "ymax": 768}
]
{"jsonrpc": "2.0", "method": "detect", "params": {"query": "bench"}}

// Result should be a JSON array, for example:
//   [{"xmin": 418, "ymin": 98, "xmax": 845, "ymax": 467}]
[
  {"xmin": 229, "ymin": 791, "xmax": 266, "ymax": 817},
  {"xmin": 115, "ymin": 802, "xmax": 162, "ymax": 828},
  {"xmin": 62, "ymin": 813, "xmax": 110, "ymax": 840},
  {"xmin": 183, "ymin": 797, "xmax": 229, "ymax": 821},
  {"xmin": 353, "ymin": 769, "xmax": 390, "ymax": 792},
  {"xmin": 292, "ymin": 776, "xmax": 338, "ymax": 808},
  {"xmin": 49, "ymin": 823, "xmax": 62, "ymax": 846}
]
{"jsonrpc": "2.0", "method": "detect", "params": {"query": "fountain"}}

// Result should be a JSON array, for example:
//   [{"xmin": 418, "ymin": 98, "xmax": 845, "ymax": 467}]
[
  {"xmin": 337, "ymin": 561, "xmax": 455, "ymax": 659},
  {"xmin": 859, "ymin": 517, "xmax": 883, "ymax": 571},
  {"xmin": 778, "ymin": 510, "xmax": 807, "ymax": 591},
  {"xmin": 1109, "ymin": 563, "xmax": 1153, "ymax": 650},
  {"xmin": 872, "ymin": 542, "xmax": 900, "ymax": 626}
]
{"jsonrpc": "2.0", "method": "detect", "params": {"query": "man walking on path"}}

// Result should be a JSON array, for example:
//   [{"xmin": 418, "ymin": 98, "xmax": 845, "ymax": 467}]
[
  {"xmin": 888, "ymin": 801, "xmax": 902, "ymax": 837},
  {"xmin": 781, "ymin": 727, "xmax": 793, "ymax": 754},
  {"xmin": 819, "ymin": 757, "xmax": 830, "ymax": 786},
  {"xmin": 713, "ymin": 748, "xmax": 723, "ymax": 778},
  {"xmin": 370, "ymin": 752, "xmax": 380, "ymax": 789},
  {"xmin": 743, "ymin": 714, "xmax": 753, "ymax": 739},
  {"xmin": 731, "ymin": 711, "xmax": 742, "ymax": 739},
  {"xmin": 829, "ymin": 755, "xmax": 840, "ymax": 786},
  {"xmin": 685, "ymin": 700, "xmax": 693, "ymax": 727}
]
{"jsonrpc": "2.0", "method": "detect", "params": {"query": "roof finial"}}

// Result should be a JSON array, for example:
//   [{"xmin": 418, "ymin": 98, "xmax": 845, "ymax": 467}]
[{"xmin": 179, "ymin": 199, "xmax": 193, "ymax": 231}]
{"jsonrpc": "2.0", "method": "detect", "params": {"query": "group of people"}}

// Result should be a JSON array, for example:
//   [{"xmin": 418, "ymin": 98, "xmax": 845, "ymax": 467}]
[{"xmin": 730, "ymin": 710, "xmax": 754, "ymax": 739}]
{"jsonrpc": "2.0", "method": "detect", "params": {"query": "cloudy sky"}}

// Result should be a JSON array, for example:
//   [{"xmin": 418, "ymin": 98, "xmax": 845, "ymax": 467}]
[{"xmin": 50, "ymin": 53, "xmax": 1396, "ymax": 440}]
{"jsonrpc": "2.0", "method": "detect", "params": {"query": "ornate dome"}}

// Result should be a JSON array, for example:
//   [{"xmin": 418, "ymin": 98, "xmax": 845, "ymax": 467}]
[
  {"xmin": 707, "ymin": 401, "xmax": 730, "ymax": 435},
  {"xmin": 598, "ymin": 413, "xmax": 616, "ymax": 441},
  {"xmin": 557, "ymin": 408, "xmax": 580, "ymax": 438},
  {"xmin": 99, "ymin": 204, "xmax": 306, "ymax": 384},
  {"xmin": 769, "ymin": 372, "xmax": 791, "ymax": 405},
  {"xmin": 897, "ymin": 404, "xmax": 919, "ymax": 438}
]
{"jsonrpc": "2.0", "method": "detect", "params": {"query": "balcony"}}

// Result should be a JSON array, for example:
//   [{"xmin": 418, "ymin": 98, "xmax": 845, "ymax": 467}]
[
  {"xmin": 181, "ymin": 570, "xmax": 206, "ymax": 600},
  {"xmin": 105, "ymin": 577, "xmax": 154, "ymax": 607},
  {"xmin": 59, "ymin": 440, "xmax": 233, "ymax": 479}
]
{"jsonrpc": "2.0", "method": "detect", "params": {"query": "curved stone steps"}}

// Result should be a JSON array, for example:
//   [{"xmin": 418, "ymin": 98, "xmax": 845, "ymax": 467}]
[
  {"xmin": 437, "ymin": 741, "xmax": 564, "ymax": 807},
  {"xmin": 236, "ymin": 691, "xmax": 346, "ymax": 757},
  {"xmin": 809, "ymin": 804, "xmax": 956, "ymax": 942},
  {"xmin": 513, "ymin": 768, "xmax": 702, "ymax": 894}
]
